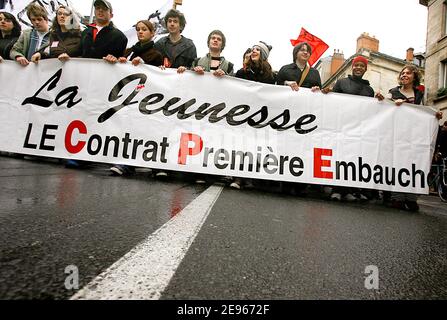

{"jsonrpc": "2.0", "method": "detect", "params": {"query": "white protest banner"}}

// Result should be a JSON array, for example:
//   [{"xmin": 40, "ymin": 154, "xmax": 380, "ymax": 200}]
[{"xmin": 0, "ymin": 59, "xmax": 439, "ymax": 194}]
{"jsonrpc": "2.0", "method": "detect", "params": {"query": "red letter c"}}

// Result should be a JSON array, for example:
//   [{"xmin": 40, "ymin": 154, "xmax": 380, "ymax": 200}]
[{"xmin": 65, "ymin": 120, "xmax": 87, "ymax": 154}]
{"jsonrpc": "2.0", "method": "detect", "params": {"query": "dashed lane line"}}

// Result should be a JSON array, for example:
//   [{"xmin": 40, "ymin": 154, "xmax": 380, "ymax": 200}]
[{"xmin": 71, "ymin": 184, "xmax": 224, "ymax": 300}]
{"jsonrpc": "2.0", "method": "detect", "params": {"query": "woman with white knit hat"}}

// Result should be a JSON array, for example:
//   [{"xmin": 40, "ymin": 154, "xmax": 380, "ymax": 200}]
[
  {"xmin": 235, "ymin": 41, "xmax": 276, "ymax": 84},
  {"xmin": 230, "ymin": 41, "xmax": 275, "ymax": 190}
]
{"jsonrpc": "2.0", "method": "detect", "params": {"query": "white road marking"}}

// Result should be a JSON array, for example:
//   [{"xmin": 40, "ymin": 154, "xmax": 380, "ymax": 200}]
[{"xmin": 71, "ymin": 184, "xmax": 224, "ymax": 300}]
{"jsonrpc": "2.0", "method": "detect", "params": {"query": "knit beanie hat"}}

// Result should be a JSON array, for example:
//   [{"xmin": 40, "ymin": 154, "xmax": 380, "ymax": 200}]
[
  {"xmin": 254, "ymin": 41, "xmax": 272, "ymax": 60},
  {"xmin": 352, "ymin": 55, "xmax": 368, "ymax": 67},
  {"xmin": 293, "ymin": 42, "xmax": 312, "ymax": 62}
]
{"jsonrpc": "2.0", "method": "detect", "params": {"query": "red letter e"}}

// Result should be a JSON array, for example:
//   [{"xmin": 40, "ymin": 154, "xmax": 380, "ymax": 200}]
[{"xmin": 314, "ymin": 148, "xmax": 333, "ymax": 179}]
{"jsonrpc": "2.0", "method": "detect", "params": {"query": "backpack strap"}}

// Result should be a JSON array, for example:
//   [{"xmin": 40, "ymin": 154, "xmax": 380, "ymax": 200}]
[{"xmin": 298, "ymin": 63, "xmax": 311, "ymax": 87}]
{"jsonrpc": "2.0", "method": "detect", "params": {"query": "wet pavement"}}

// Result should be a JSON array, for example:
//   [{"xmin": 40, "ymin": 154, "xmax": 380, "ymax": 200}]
[
  {"xmin": 0, "ymin": 155, "xmax": 446, "ymax": 299},
  {"xmin": 0, "ymin": 156, "xmax": 206, "ymax": 299},
  {"xmin": 163, "ymin": 189, "xmax": 447, "ymax": 299}
]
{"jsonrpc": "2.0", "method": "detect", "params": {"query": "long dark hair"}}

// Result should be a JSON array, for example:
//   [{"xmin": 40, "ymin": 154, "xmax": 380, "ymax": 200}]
[
  {"xmin": 0, "ymin": 11, "xmax": 21, "ymax": 38},
  {"xmin": 246, "ymin": 57, "xmax": 274, "ymax": 82}
]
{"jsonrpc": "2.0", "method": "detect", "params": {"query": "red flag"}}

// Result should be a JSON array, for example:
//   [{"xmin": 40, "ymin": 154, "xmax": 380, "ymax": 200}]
[{"xmin": 290, "ymin": 28, "xmax": 329, "ymax": 66}]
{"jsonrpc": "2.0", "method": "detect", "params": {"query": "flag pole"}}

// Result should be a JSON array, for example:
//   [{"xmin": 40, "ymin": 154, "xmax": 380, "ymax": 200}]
[
  {"xmin": 173, "ymin": 0, "xmax": 182, "ymax": 9},
  {"xmin": 89, "ymin": 0, "xmax": 95, "ymax": 24}
]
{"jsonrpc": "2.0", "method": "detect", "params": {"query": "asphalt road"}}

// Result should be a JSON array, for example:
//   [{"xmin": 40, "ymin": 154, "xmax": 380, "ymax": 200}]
[{"xmin": 0, "ymin": 155, "xmax": 446, "ymax": 299}]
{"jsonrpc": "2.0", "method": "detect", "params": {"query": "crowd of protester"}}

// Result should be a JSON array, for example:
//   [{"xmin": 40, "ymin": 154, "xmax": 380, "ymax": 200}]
[{"xmin": 1, "ymin": 0, "xmax": 445, "ymax": 212}]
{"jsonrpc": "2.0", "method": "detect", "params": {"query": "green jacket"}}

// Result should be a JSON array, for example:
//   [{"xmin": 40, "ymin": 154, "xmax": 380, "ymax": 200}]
[
  {"xmin": 191, "ymin": 54, "xmax": 234, "ymax": 76},
  {"xmin": 10, "ymin": 29, "xmax": 49, "ymax": 60}
]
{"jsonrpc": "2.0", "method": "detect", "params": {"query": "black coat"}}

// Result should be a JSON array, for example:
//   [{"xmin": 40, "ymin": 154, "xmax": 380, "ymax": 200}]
[
  {"xmin": 389, "ymin": 86, "xmax": 424, "ymax": 105},
  {"xmin": 436, "ymin": 127, "xmax": 447, "ymax": 158},
  {"xmin": 125, "ymin": 41, "xmax": 163, "ymax": 67},
  {"xmin": 0, "ymin": 34, "xmax": 18, "ymax": 60},
  {"xmin": 81, "ymin": 23, "xmax": 127, "ymax": 59},
  {"xmin": 235, "ymin": 67, "xmax": 276, "ymax": 84},
  {"xmin": 276, "ymin": 63, "xmax": 321, "ymax": 88},
  {"xmin": 332, "ymin": 75, "xmax": 374, "ymax": 97},
  {"xmin": 154, "ymin": 35, "xmax": 197, "ymax": 68}
]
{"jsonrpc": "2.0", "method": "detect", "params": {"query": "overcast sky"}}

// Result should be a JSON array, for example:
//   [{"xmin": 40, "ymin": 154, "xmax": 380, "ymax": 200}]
[{"xmin": 73, "ymin": 0, "xmax": 427, "ymax": 71}]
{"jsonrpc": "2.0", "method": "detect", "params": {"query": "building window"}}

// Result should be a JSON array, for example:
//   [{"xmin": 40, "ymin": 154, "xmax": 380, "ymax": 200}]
[
  {"xmin": 439, "ymin": 60, "xmax": 447, "ymax": 96},
  {"xmin": 445, "ymin": 1, "xmax": 447, "ymax": 36},
  {"xmin": 442, "ymin": 61, "xmax": 447, "ymax": 87}
]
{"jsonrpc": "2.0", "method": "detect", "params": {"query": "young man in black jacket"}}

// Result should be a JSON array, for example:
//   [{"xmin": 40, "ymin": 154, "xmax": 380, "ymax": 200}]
[
  {"xmin": 276, "ymin": 42, "xmax": 321, "ymax": 196},
  {"xmin": 152, "ymin": 9, "xmax": 196, "ymax": 179},
  {"xmin": 154, "ymin": 9, "xmax": 196, "ymax": 69},
  {"xmin": 326, "ymin": 55, "xmax": 374, "ymax": 98},
  {"xmin": 276, "ymin": 42, "xmax": 321, "ymax": 90},
  {"xmin": 322, "ymin": 55, "xmax": 376, "ymax": 202},
  {"xmin": 80, "ymin": 0, "xmax": 127, "ymax": 61},
  {"xmin": 66, "ymin": 0, "xmax": 127, "ymax": 169}
]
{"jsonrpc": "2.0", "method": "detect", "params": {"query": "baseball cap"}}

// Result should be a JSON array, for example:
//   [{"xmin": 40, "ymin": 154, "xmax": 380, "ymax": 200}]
[{"xmin": 94, "ymin": 0, "xmax": 112, "ymax": 12}]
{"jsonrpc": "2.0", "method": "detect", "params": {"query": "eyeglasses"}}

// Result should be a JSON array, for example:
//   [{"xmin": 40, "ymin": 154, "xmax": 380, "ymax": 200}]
[{"xmin": 57, "ymin": 12, "xmax": 70, "ymax": 16}]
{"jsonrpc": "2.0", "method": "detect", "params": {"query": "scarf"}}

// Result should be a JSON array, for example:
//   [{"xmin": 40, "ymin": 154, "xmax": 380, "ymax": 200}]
[{"xmin": 129, "ymin": 41, "xmax": 155, "ymax": 61}]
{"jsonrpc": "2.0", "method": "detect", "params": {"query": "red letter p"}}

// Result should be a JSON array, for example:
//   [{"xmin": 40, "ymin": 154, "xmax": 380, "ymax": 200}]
[{"xmin": 178, "ymin": 133, "xmax": 203, "ymax": 165}]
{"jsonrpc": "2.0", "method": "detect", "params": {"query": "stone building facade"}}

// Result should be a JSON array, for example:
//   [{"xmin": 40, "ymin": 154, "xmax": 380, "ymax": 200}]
[
  {"xmin": 316, "ymin": 33, "xmax": 424, "ymax": 96},
  {"xmin": 420, "ymin": 0, "xmax": 447, "ymax": 122}
]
